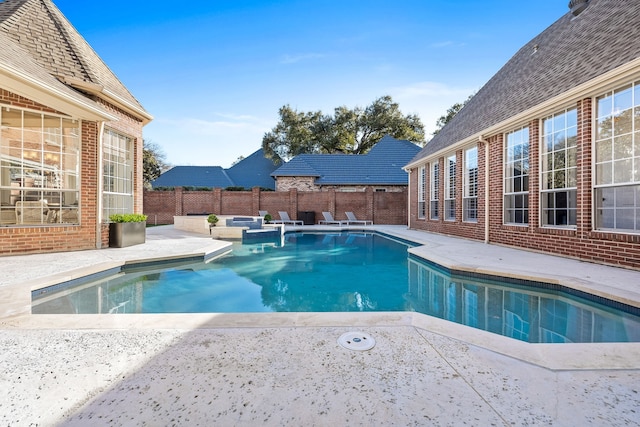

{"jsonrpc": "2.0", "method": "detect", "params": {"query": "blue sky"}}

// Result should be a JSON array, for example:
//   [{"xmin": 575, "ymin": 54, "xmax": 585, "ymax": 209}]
[{"xmin": 56, "ymin": 0, "xmax": 569, "ymax": 168}]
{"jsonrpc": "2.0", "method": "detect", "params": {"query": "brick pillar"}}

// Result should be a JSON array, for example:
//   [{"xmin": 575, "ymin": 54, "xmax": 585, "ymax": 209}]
[
  {"xmin": 576, "ymin": 98, "xmax": 593, "ymax": 238},
  {"xmin": 289, "ymin": 188, "xmax": 298, "ymax": 219},
  {"xmin": 329, "ymin": 188, "xmax": 336, "ymax": 215},
  {"xmin": 252, "ymin": 187, "xmax": 260, "ymax": 215},
  {"xmin": 528, "ymin": 119, "xmax": 540, "ymax": 230},
  {"xmin": 455, "ymin": 149, "xmax": 463, "ymax": 223},
  {"xmin": 477, "ymin": 140, "xmax": 487, "ymax": 235},
  {"xmin": 175, "ymin": 187, "xmax": 183, "ymax": 216},
  {"xmin": 489, "ymin": 134, "xmax": 504, "ymax": 235},
  {"xmin": 366, "ymin": 186, "xmax": 374, "ymax": 222},
  {"xmin": 213, "ymin": 188, "xmax": 222, "ymax": 214}
]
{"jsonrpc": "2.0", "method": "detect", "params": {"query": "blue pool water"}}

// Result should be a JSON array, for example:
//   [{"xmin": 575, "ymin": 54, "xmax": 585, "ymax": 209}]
[{"xmin": 32, "ymin": 232, "xmax": 640, "ymax": 343}]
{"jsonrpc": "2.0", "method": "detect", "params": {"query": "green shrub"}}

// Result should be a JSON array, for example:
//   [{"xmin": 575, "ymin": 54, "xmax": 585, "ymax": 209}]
[
  {"xmin": 109, "ymin": 213, "xmax": 148, "ymax": 223},
  {"xmin": 207, "ymin": 214, "xmax": 219, "ymax": 224}
]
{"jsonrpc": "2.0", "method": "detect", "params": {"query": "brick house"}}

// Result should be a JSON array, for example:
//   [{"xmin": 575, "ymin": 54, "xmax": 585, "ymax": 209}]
[
  {"xmin": 272, "ymin": 135, "xmax": 420, "ymax": 192},
  {"xmin": 0, "ymin": 0, "xmax": 152, "ymax": 255},
  {"xmin": 405, "ymin": 0, "xmax": 640, "ymax": 269}
]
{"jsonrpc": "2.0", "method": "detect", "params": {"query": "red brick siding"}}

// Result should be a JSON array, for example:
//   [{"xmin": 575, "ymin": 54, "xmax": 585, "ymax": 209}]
[{"xmin": 407, "ymin": 99, "xmax": 640, "ymax": 270}]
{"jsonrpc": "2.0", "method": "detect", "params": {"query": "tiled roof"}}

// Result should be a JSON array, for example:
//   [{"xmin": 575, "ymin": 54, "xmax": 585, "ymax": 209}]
[
  {"xmin": 272, "ymin": 135, "xmax": 420, "ymax": 185},
  {"xmin": 0, "ymin": 0, "xmax": 149, "ymax": 119},
  {"xmin": 151, "ymin": 149, "xmax": 279, "ymax": 190},
  {"xmin": 411, "ymin": 0, "xmax": 640, "ymax": 163}
]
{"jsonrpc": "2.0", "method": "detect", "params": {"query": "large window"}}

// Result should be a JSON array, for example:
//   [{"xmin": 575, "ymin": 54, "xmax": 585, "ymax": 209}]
[
  {"xmin": 418, "ymin": 165, "xmax": 426, "ymax": 219},
  {"xmin": 504, "ymin": 127, "xmax": 529, "ymax": 225},
  {"xmin": 445, "ymin": 154, "xmax": 456, "ymax": 221},
  {"xmin": 430, "ymin": 161, "xmax": 439, "ymax": 220},
  {"xmin": 0, "ymin": 106, "xmax": 80, "ymax": 225},
  {"xmin": 103, "ymin": 129, "xmax": 133, "ymax": 220},
  {"xmin": 541, "ymin": 108, "xmax": 577, "ymax": 227},
  {"xmin": 463, "ymin": 146, "xmax": 478, "ymax": 222},
  {"xmin": 595, "ymin": 82, "xmax": 640, "ymax": 232}
]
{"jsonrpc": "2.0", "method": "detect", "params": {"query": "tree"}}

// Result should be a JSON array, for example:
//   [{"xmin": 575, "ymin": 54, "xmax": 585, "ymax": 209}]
[
  {"xmin": 262, "ymin": 95, "xmax": 425, "ymax": 161},
  {"xmin": 432, "ymin": 94, "xmax": 475, "ymax": 137},
  {"xmin": 143, "ymin": 140, "xmax": 170, "ymax": 189}
]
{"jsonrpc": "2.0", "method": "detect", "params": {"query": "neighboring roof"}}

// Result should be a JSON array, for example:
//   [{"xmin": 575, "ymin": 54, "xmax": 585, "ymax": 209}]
[
  {"xmin": 272, "ymin": 135, "xmax": 420, "ymax": 186},
  {"xmin": 0, "ymin": 0, "xmax": 151, "ymax": 122},
  {"xmin": 151, "ymin": 149, "xmax": 280, "ymax": 190},
  {"xmin": 410, "ymin": 0, "xmax": 640, "ymax": 163}
]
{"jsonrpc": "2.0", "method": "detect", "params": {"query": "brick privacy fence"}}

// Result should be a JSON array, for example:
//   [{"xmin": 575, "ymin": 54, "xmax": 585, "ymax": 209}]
[{"xmin": 144, "ymin": 187, "xmax": 408, "ymax": 225}]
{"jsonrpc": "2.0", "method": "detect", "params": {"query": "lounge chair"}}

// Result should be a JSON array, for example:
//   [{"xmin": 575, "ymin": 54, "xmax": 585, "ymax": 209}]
[
  {"xmin": 258, "ymin": 210, "xmax": 268, "ymax": 217},
  {"xmin": 345, "ymin": 211, "xmax": 373, "ymax": 225},
  {"xmin": 272, "ymin": 211, "xmax": 303, "ymax": 225},
  {"xmin": 318, "ymin": 212, "xmax": 344, "ymax": 225}
]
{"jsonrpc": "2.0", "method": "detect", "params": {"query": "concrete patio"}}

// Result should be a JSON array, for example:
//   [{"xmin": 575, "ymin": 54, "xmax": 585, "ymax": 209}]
[{"xmin": 1, "ymin": 225, "xmax": 639, "ymax": 426}]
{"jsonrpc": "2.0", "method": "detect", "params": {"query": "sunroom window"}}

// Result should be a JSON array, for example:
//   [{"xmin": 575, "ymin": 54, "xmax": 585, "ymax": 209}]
[
  {"xmin": 504, "ymin": 127, "xmax": 529, "ymax": 225},
  {"xmin": 0, "ymin": 106, "xmax": 80, "ymax": 225},
  {"xmin": 418, "ymin": 165, "xmax": 426, "ymax": 219},
  {"xmin": 541, "ymin": 108, "xmax": 577, "ymax": 227},
  {"xmin": 595, "ymin": 82, "xmax": 640, "ymax": 232}
]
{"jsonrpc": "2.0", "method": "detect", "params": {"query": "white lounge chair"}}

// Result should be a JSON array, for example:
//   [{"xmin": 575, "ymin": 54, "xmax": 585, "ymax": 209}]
[
  {"xmin": 345, "ymin": 211, "xmax": 373, "ymax": 225},
  {"xmin": 318, "ymin": 212, "xmax": 344, "ymax": 225},
  {"xmin": 258, "ymin": 210, "xmax": 269, "ymax": 217},
  {"xmin": 272, "ymin": 211, "xmax": 303, "ymax": 225}
]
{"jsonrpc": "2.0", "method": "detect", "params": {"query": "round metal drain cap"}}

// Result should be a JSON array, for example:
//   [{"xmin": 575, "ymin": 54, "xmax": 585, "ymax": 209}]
[{"xmin": 337, "ymin": 331, "xmax": 375, "ymax": 351}]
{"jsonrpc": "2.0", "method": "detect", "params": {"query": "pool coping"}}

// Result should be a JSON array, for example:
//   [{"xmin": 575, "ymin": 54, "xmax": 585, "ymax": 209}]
[{"xmin": 2, "ymin": 225, "xmax": 640, "ymax": 371}]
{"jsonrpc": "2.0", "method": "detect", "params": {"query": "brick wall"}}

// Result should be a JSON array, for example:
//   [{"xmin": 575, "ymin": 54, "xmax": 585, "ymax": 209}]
[
  {"xmin": 408, "ymin": 99, "xmax": 640, "ymax": 270},
  {"xmin": 144, "ymin": 187, "xmax": 408, "ymax": 225}
]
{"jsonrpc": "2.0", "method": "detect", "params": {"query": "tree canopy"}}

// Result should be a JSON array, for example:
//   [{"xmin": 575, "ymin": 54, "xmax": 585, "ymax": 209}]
[
  {"xmin": 432, "ymin": 94, "xmax": 474, "ymax": 137},
  {"xmin": 262, "ymin": 96, "xmax": 425, "ymax": 161},
  {"xmin": 143, "ymin": 140, "xmax": 170, "ymax": 189}
]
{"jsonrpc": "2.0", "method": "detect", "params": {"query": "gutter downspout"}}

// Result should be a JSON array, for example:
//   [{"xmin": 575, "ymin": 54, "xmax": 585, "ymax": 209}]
[
  {"xmin": 96, "ymin": 122, "xmax": 105, "ymax": 248},
  {"xmin": 406, "ymin": 168, "xmax": 411, "ymax": 229},
  {"xmin": 479, "ymin": 136, "xmax": 490, "ymax": 244}
]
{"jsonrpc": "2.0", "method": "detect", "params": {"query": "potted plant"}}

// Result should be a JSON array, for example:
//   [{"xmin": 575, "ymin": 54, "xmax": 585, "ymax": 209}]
[
  {"xmin": 108, "ymin": 213, "xmax": 147, "ymax": 248},
  {"xmin": 263, "ymin": 213, "xmax": 272, "ymax": 224},
  {"xmin": 207, "ymin": 214, "xmax": 219, "ymax": 227}
]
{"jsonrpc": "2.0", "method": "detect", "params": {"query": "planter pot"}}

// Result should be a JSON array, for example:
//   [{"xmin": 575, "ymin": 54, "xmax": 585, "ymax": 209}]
[{"xmin": 109, "ymin": 221, "xmax": 146, "ymax": 248}]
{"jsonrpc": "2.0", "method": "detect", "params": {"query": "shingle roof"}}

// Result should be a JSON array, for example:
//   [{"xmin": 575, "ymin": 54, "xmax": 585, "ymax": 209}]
[
  {"xmin": 272, "ymin": 135, "xmax": 420, "ymax": 185},
  {"xmin": 0, "ymin": 0, "xmax": 149, "ymax": 120},
  {"xmin": 151, "ymin": 149, "xmax": 280, "ymax": 190},
  {"xmin": 411, "ymin": 0, "xmax": 640, "ymax": 163}
]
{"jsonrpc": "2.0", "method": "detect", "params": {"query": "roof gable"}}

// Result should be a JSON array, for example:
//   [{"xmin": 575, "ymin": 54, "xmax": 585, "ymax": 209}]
[
  {"xmin": 226, "ymin": 148, "xmax": 280, "ymax": 189},
  {"xmin": 412, "ymin": 0, "xmax": 640, "ymax": 162},
  {"xmin": 0, "ymin": 0, "xmax": 150, "ymax": 121}
]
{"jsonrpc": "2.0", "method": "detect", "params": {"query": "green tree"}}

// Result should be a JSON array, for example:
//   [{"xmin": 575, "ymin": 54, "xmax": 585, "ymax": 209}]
[
  {"xmin": 432, "ymin": 94, "xmax": 474, "ymax": 136},
  {"xmin": 143, "ymin": 140, "xmax": 170, "ymax": 189},
  {"xmin": 262, "ymin": 95, "xmax": 425, "ymax": 161}
]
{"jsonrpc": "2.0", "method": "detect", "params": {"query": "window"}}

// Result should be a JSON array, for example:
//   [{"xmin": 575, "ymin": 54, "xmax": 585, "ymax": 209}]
[
  {"xmin": 504, "ymin": 127, "xmax": 529, "ymax": 225},
  {"xmin": 418, "ymin": 166, "xmax": 426, "ymax": 219},
  {"xmin": 430, "ymin": 161, "xmax": 440, "ymax": 220},
  {"xmin": 0, "ymin": 106, "xmax": 80, "ymax": 225},
  {"xmin": 463, "ymin": 146, "xmax": 478, "ymax": 222},
  {"xmin": 541, "ymin": 108, "xmax": 577, "ymax": 227},
  {"xmin": 445, "ymin": 154, "xmax": 456, "ymax": 220},
  {"xmin": 595, "ymin": 82, "xmax": 640, "ymax": 232},
  {"xmin": 103, "ymin": 129, "xmax": 133, "ymax": 220}
]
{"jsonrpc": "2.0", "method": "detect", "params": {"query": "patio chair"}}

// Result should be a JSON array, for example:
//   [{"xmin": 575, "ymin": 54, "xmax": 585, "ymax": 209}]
[
  {"xmin": 345, "ymin": 211, "xmax": 373, "ymax": 225},
  {"xmin": 258, "ymin": 210, "xmax": 269, "ymax": 217},
  {"xmin": 318, "ymin": 211, "xmax": 345, "ymax": 225},
  {"xmin": 272, "ymin": 211, "xmax": 303, "ymax": 225}
]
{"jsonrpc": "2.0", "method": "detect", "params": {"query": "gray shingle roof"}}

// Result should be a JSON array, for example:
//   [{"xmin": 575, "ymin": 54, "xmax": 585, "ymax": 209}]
[
  {"xmin": 151, "ymin": 149, "xmax": 280, "ymax": 190},
  {"xmin": 411, "ymin": 0, "xmax": 640, "ymax": 163},
  {"xmin": 0, "ymin": 0, "xmax": 149, "ymax": 119},
  {"xmin": 272, "ymin": 135, "xmax": 420, "ymax": 185}
]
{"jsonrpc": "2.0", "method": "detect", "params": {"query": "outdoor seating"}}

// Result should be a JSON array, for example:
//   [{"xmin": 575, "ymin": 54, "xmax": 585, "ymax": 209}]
[
  {"xmin": 272, "ymin": 211, "xmax": 303, "ymax": 225},
  {"xmin": 258, "ymin": 210, "xmax": 269, "ymax": 217},
  {"xmin": 345, "ymin": 211, "xmax": 373, "ymax": 225},
  {"xmin": 318, "ymin": 212, "xmax": 345, "ymax": 225}
]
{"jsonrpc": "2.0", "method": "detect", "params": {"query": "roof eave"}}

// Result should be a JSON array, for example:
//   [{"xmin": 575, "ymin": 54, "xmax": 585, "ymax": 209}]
[
  {"xmin": 59, "ymin": 75, "xmax": 153, "ymax": 124},
  {"xmin": 0, "ymin": 64, "xmax": 117, "ymax": 122}
]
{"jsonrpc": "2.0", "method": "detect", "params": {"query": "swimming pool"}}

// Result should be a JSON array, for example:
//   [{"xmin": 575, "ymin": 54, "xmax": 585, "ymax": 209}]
[{"xmin": 32, "ymin": 231, "xmax": 640, "ymax": 343}]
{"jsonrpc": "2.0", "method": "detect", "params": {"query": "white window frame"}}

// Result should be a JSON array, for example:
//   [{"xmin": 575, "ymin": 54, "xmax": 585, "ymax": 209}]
[
  {"xmin": 541, "ymin": 108, "xmax": 577, "ymax": 228},
  {"xmin": 430, "ymin": 161, "xmax": 440, "ymax": 220},
  {"xmin": 463, "ymin": 146, "xmax": 478, "ymax": 222},
  {"xmin": 102, "ymin": 128, "xmax": 134, "ymax": 220},
  {"xmin": 418, "ymin": 165, "xmax": 426, "ymax": 219},
  {"xmin": 445, "ymin": 154, "xmax": 456, "ymax": 221},
  {"xmin": 594, "ymin": 81, "xmax": 640, "ymax": 233},
  {"xmin": 504, "ymin": 126, "xmax": 530, "ymax": 225}
]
